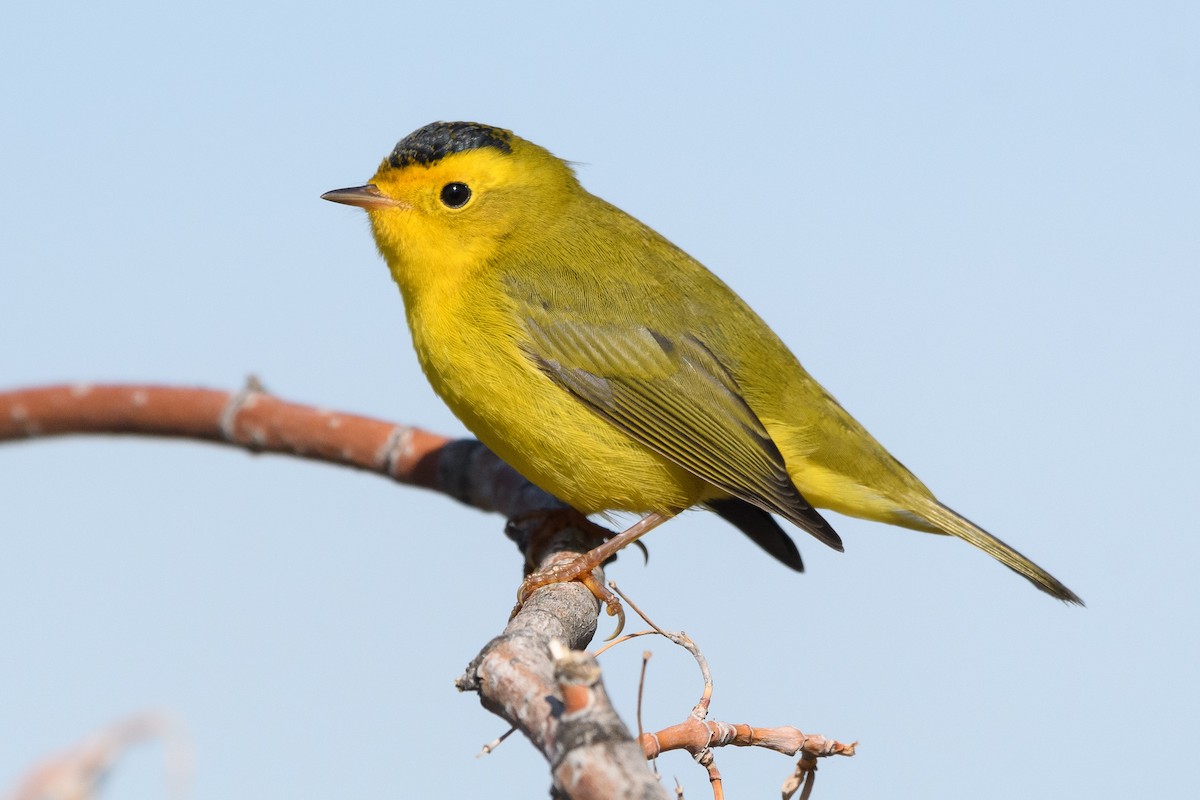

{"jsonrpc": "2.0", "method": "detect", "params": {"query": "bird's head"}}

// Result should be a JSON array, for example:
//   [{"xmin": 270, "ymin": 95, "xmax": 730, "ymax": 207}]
[{"xmin": 323, "ymin": 121, "xmax": 579, "ymax": 293}]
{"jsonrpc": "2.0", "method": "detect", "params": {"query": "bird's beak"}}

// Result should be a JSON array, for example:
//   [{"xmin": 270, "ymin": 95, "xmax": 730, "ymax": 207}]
[{"xmin": 320, "ymin": 184, "xmax": 407, "ymax": 210}]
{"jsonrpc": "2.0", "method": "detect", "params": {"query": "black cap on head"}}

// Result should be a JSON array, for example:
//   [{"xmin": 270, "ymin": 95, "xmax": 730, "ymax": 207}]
[{"xmin": 389, "ymin": 122, "xmax": 513, "ymax": 169}]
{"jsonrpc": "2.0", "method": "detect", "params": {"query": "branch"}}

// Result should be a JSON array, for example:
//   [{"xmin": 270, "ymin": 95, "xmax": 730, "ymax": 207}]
[
  {"xmin": 600, "ymin": 586, "xmax": 856, "ymax": 798},
  {"xmin": 0, "ymin": 382, "xmax": 552, "ymax": 516},
  {"xmin": 456, "ymin": 515, "xmax": 667, "ymax": 799},
  {"xmin": 2, "ymin": 383, "xmax": 663, "ymax": 796},
  {"xmin": 2, "ymin": 382, "xmax": 853, "ymax": 797},
  {"xmin": 3, "ymin": 711, "xmax": 189, "ymax": 800}
]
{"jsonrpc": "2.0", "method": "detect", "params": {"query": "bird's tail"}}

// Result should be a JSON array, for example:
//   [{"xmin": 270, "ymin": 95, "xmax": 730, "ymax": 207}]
[{"xmin": 911, "ymin": 497, "xmax": 1084, "ymax": 605}]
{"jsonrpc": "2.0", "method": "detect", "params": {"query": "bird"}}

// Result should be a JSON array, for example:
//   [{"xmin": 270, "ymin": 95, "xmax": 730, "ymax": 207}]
[{"xmin": 323, "ymin": 120, "xmax": 1081, "ymax": 619}]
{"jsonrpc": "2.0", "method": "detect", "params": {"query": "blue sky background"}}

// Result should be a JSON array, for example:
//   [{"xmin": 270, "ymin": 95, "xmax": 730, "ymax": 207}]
[{"xmin": 2, "ymin": 2, "xmax": 1197, "ymax": 797}]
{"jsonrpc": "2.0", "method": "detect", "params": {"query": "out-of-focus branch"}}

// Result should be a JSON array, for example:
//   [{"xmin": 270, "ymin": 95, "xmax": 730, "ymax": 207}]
[{"xmin": 3, "ymin": 712, "xmax": 189, "ymax": 800}]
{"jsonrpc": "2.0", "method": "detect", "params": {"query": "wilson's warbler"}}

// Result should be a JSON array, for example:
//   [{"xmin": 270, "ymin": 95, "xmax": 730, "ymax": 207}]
[{"xmin": 324, "ymin": 121, "xmax": 1081, "ymax": 608}]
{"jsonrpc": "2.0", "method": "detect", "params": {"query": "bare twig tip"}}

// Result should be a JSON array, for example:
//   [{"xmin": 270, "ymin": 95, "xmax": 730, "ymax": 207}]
[{"xmin": 475, "ymin": 726, "xmax": 517, "ymax": 758}]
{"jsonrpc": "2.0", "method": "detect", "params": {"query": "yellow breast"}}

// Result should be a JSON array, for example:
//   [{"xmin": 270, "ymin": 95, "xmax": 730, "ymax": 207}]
[{"xmin": 403, "ymin": 274, "xmax": 712, "ymax": 515}]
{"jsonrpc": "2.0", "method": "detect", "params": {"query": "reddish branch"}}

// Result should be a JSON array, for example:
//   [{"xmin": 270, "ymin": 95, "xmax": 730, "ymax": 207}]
[
  {"xmin": 2, "ymin": 382, "xmax": 854, "ymax": 798},
  {"xmin": 1, "ymin": 381, "xmax": 446, "ymax": 486},
  {"xmin": 599, "ymin": 591, "xmax": 857, "ymax": 797},
  {"xmin": 2, "ymin": 383, "xmax": 660, "ymax": 796},
  {"xmin": 640, "ymin": 718, "xmax": 856, "ymax": 763},
  {"xmin": 0, "ymin": 382, "xmax": 551, "ymax": 516}
]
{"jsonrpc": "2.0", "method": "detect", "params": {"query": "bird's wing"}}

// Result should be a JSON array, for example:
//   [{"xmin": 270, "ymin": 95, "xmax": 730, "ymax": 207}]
[{"xmin": 518, "ymin": 314, "xmax": 843, "ymax": 551}]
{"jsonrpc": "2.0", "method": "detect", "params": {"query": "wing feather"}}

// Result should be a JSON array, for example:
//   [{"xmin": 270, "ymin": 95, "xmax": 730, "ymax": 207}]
[{"xmin": 520, "ymin": 315, "xmax": 843, "ymax": 551}]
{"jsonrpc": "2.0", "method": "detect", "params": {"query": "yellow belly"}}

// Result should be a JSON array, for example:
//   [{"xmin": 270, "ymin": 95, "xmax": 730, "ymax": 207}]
[{"xmin": 405, "ymin": 285, "xmax": 712, "ymax": 514}]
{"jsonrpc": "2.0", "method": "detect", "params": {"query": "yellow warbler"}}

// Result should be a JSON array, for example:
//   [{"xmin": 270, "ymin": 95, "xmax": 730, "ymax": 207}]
[{"xmin": 324, "ymin": 121, "xmax": 1081, "ymax": 607}]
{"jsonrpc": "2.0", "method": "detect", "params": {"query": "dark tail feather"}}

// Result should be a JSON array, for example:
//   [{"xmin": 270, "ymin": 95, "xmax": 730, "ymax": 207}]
[
  {"xmin": 913, "ymin": 498, "xmax": 1084, "ymax": 605},
  {"xmin": 707, "ymin": 498, "xmax": 805, "ymax": 572}
]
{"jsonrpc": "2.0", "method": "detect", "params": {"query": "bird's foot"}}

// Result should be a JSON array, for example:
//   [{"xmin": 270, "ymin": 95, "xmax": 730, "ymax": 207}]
[
  {"xmin": 505, "ymin": 508, "xmax": 611, "ymax": 572},
  {"xmin": 507, "ymin": 509, "xmax": 676, "ymax": 640},
  {"xmin": 506, "ymin": 508, "xmax": 628, "ymax": 638},
  {"xmin": 513, "ymin": 550, "xmax": 626, "ymax": 639}
]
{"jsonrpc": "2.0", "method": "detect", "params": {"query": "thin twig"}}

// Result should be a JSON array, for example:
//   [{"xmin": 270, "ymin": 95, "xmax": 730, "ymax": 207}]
[
  {"xmin": 476, "ymin": 726, "xmax": 517, "ymax": 758},
  {"xmin": 637, "ymin": 651, "xmax": 656, "ymax": 776},
  {"xmin": 608, "ymin": 582, "xmax": 713, "ymax": 718}
]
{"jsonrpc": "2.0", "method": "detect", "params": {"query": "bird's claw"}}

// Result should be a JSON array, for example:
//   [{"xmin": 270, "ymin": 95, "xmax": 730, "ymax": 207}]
[
  {"xmin": 631, "ymin": 539, "xmax": 650, "ymax": 565},
  {"xmin": 600, "ymin": 594, "xmax": 626, "ymax": 641},
  {"xmin": 512, "ymin": 554, "xmax": 627, "ymax": 639}
]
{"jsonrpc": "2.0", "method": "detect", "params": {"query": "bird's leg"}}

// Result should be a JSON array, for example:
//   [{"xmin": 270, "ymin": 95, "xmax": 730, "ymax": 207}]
[
  {"xmin": 506, "ymin": 508, "xmax": 607, "ymax": 573},
  {"xmin": 512, "ymin": 510, "xmax": 677, "ymax": 639},
  {"xmin": 507, "ymin": 508, "xmax": 650, "ymax": 573}
]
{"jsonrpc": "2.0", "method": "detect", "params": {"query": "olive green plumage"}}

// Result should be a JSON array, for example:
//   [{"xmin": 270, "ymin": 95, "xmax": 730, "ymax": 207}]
[{"xmin": 323, "ymin": 121, "xmax": 1082, "ymax": 605}]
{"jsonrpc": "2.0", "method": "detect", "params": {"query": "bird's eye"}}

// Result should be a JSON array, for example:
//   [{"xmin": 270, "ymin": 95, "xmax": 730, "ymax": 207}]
[{"xmin": 440, "ymin": 182, "xmax": 471, "ymax": 208}]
